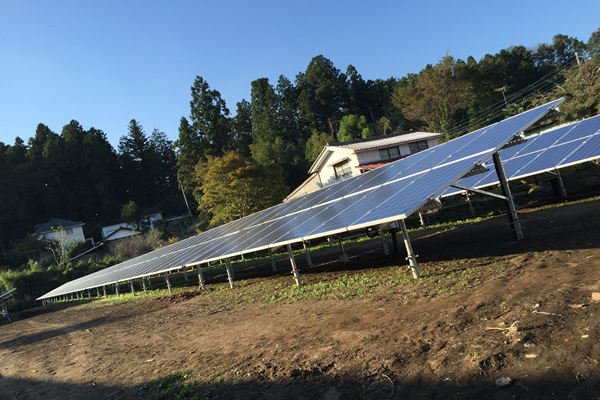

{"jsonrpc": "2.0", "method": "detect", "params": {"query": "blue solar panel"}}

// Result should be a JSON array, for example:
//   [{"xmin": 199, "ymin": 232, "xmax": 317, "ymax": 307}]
[
  {"xmin": 38, "ymin": 98, "xmax": 564, "ymax": 299},
  {"xmin": 441, "ymin": 115, "xmax": 600, "ymax": 197}
]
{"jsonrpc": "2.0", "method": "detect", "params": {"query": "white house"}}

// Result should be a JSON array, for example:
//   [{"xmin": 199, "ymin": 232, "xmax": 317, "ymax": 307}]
[
  {"xmin": 286, "ymin": 130, "xmax": 444, "ymax": 200},
  {"xmin": 101, "ymin": 223, "xmax": 141, "ymax": 240},
  {"xmin": 33, "ymin": 218, "xmax": 86, "ymax": 247}
]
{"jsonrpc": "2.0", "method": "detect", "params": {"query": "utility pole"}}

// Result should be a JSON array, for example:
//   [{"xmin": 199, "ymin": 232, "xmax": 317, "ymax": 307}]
[
  {"xmin": 495, "ymin": 85, "xmax": 510, "ymax": 107},
  {"xmin": 178, "ymin": 175, "xmax": 193, "ymax": 220}
]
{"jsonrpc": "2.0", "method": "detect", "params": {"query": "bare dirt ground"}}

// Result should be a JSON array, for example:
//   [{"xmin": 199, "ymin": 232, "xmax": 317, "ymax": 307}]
[{"xmin": 1, "ymin": 197, "xmax": 600, "ymax": 400}]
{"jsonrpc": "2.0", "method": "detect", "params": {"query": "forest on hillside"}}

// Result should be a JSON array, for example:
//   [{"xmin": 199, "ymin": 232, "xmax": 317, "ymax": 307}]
[{"xmin": 1, "ymin": 29, "xmax": 599, "ymax": 264}]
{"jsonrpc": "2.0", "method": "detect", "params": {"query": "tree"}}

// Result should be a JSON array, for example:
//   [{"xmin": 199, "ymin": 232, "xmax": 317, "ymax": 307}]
[
  {"xmin": 553, "ymin": 56, "xmax": 600, "ymax": 120},
  {"xmin": 175, "ymin": 76, "xmax": 232, "ymax": 186},
  {"xmin": 119, "ymin": 119, "xmax": 151, "ymax": 205},
  {"xmin": 276, "ymin": 75, "xmax": 307, "ymax": 147},
  {"xmin": 305, "ymin": 130, "xmax": 334, "ymax": 163},
  {"xmin": 337, "ymin": 115, "xmax": 374, "ymax": 142},
  {"xmin": 296, "ymin": 55, "xmax": 346, "ymax": 135},
  {"xmin": 119, "ymin": 121, "xmax": 178, "ymax": 212},
  {"xmin": 231, "ymin": 100, "xmax": 253, "ymax": 157},
  {"xmin": 249, "ymin": 77, "xmax": 309, "ymax": 189},
  {"xmin": 197, "ymin": 151, "xmax": 288, "ymax": 226},
  {"xmin": 589, "ymin": 28, "xmax": 600, "ymax": 59},
  {"xmin": 393, "ymin": 55, "xmax": 468, "ymax": 133},
  {"xmin": 121, "ymin": 201, "xmax": 144, "ymax": 230}
]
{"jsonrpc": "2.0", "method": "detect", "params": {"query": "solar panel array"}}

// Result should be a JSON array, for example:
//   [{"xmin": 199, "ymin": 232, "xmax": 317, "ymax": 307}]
[
  {"xmin": 37, "ymin": 98, "xmax": 564, "ymax": 300},
  {"xmin": 442, "ymin": 114, "xmax": 600, "ymax": 197}
]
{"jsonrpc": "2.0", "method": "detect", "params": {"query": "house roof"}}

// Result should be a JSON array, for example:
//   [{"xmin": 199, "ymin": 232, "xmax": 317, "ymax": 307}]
[
  {"xmin": 33, "ymin": 218, "xmax": 85, "ymax": 235},
  {"xmin": 309, "ymin": 130, "xmax": 444, "ymax": 173},
  {"xmin": 329, "ymin": 130, "xmax": 444, "ymax": 151},
  {"xmin": 100, "ymin": 226, "xmax": 141, "ymax": 242}
]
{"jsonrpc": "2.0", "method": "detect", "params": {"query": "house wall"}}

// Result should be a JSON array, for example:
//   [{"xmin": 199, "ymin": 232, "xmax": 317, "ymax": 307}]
[
  {"xmin": 316, "ymin": 151, "xmax": 359, "ymax": 188},
  {"xmin": 286, "ymin": 173, "xmax": 323, "ymax": 200},
  {"xmin": 40, "ymin": 226, "xmax": 85, "ymax": 247},
  {"xmin": 356, "ymin": 138, "xmax": 441, "ymax": 165},
  {"xmin": 102, "ymin": 223, "xmax": 133, "ymax": 238},
  {"xmin": 106, "ymin": 229, "xmax": 141, "ymax": 241}
]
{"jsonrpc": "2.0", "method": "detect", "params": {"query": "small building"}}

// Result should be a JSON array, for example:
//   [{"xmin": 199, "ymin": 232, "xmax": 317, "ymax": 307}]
[
  {"xmin": 101, "ymin": 223, "xmax": 138, "ymax": 239},
  {"xmin": 101, "ymin": 226, "xmax": 142, "ymax": 241},
  {"xmin": 143, "ymin": 207, "xmax": 163, "ymax": 230},
  {"xmin": 33, "ymin": 218, "xmax": 86, "ymax": 247},
  {"xmin": 287, "ymin": 130, "xmax": 444, "ymax": 200}
]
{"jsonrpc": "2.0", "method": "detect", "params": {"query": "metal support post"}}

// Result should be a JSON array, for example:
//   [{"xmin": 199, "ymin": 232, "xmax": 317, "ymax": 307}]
[
  {"xmin": 303, "ymin": 242, "xmax": 313, "ymax": 266},
  {"xmin": 493, "ymin": 152, "xmax": 524, "ymax": 240},
  {"xmin": 115, "ymin": 282, "xmax": 120, "ymax": 298},
  {"xmin": 550, "ymin": 168, "xmax": 567, "ymax": 199},
  {"xmin": 164, "ymin": 272, "xmax": 172, "ymax": 294},
  {"xmin": 399, "ymin": 219, "xmax": 420, "ymax": 279},
  {"xmin": 287, "ymin": 244, "xmax": 302, "ymax": 286},
  {"xmin": 130, "ymin": 280, "xmax": 136, "ymax": 296},
  {"xmin": 198, "ymin": 265, "xmax": 206, "ymax": 290},
  {"xmin": 139, "ymin": 278, "xmax": 143, "ymax": 289},
  {"xmin": 1, "ymin": 299, "xmax": 11, "ymax": 322},
  {"xmin": 380, "ymin": 230, "xmax": 390, "ymax": 255},
  {"xmin": 147, "ymin": 276, "xmax": 152, "ymax": 287},
  {"xmin": 142, "ymin": 277, "xmax": 148, "ymax": 295},
  {"xmin": 269, "ymin": 249, "xmax": 277, "ymax": 271},
  {"xmin": 87, "ymin": 290, "xmax": 91, "ymax": 300},
  {"xmin": 418, "ymin": 212, "xmax": 427, "ymax": 230},
  {"xmin": 225, "ymin": 258, "xmax": 235, "ymax": 289},
  {"xmin": 338, "ymin": 236, "xmax": 350, "ymax": 262},
  {"xmin": 96, "ymin": 288, "xmax": 100, "ymax": 299},
  {"xmin": 183, "ymin": 268, "xmax": 188, "ymax": 282},
  {"xmin": 390, "ymin": 228, "xmax": 398, "ymax": 254},
  {"xmin": 466, "ymin": 193, "xmax": 475, "ymax": 216},
  {"xmin": 103, "ymin": 285, "xmax": 107, "ymax": 299}
]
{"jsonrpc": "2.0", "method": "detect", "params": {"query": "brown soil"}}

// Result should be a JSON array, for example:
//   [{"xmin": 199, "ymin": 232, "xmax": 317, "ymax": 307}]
[{"xmin": 1, "ymin": 198, "xmax": 600, "ymax": 400}]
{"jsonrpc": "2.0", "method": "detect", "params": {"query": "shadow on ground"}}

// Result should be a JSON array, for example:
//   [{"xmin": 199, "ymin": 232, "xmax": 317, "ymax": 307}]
[{"xmin": 1, "ymin": 373, "xmax": 598, "ymax": 400}]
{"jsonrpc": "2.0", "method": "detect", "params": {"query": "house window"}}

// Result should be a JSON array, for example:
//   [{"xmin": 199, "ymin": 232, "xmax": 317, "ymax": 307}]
[
  {"xmin": 65, "ymin": 228, "xmax": 75, "ymax": 235},
  {"xmin": 409, "ymin": 140, "xmax": 429, "ymax": 154},
  {"xmin": 379, "ymin": 147, "xmax": 400, "ymax": 161},
  {"xmin": 334, "ymin": 161, "xmax": 352, "ymax": 179}
]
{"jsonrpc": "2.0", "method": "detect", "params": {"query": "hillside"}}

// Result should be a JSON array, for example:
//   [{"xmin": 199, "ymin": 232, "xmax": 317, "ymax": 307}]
[{"xmin": 1, "ymin": 198, "xmax": 599, "ymax": 400}]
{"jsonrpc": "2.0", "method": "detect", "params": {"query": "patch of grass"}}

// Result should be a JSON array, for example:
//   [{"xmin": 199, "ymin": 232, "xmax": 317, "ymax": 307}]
[{"xmin": 154, "ymin": 369, "xmax": 201, "ymax": 400}]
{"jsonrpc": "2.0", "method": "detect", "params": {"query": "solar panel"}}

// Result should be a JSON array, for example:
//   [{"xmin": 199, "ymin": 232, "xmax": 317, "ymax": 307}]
[
  {"xmin": 442, "ymin": 115, "xmax": 600, "ymax": 197},
  {"xmin": 38, "ymin": 98, "xmax": 564, "ymax": 300}
]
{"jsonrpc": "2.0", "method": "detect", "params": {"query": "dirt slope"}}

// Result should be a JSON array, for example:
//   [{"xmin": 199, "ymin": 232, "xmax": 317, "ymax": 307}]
[{"xmin": 1, "ymin": 199, "xmax": 600, "ymax": 400}]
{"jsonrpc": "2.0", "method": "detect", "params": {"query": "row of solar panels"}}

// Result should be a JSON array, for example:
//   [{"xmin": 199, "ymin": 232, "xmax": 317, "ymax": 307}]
[
  {"xmin": 442, "ymin": 114, "xmax": 600, "ymax": 197},
  {"xmin": 37, "ymin": 99, "xmax": 565, "ymax": 300}
]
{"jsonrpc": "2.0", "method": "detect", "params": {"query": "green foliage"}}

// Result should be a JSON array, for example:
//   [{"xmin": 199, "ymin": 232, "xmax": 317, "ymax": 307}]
[
  {"xmin": 503, "ymin": 98, "xmax": 532, "ymax": 118},
  {"xmin": 154, "ymin": 369, "xmax": 197, "ymax": 400},
  {"xmin": 118, "ymin": 120, "xmax": 179, "ymax": 211},
  {"xmin": 0, "ymin": 235, "xmax": 46, "ymax": 270},
  {"xmin": 175, "ymin": 76, "xmax": 232, "ymax": 188},
  {"xmin": 305, "ymin": 130, "xmax": 334, "ymax": 163},
  {"xmin": 121, "ymin": 201, "xmax": 143, "ymax": 230},
  {"xmin": 0, "ymin": 256, "xmax": 119, "ymax": 301},
  {"xmin": 296, "ymin": 55, "xmax": 346, "ymax": 135},
  {"xmin": 337, "ymin": 114, "xmax": 374, "ymax": 142},
  {"xmin": 589, "ymin": 29, "xmax": 600, "ymax": 59},
  {"xmin": 198, "ymin": 151, "xmax": 288, "ymax": 226},
  {"xmin": 557, "ymin": 56, "xmax": 600, "ymax": 120},
  {"xmin": 393, "ymin": 55, "xmax": 468, "ymax": 133}
]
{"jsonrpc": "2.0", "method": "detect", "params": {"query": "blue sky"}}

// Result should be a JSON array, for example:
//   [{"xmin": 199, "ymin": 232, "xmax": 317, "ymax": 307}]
[{"xmin": 1, "ymin": 0, "xmax": 599, "ymax": 148}]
